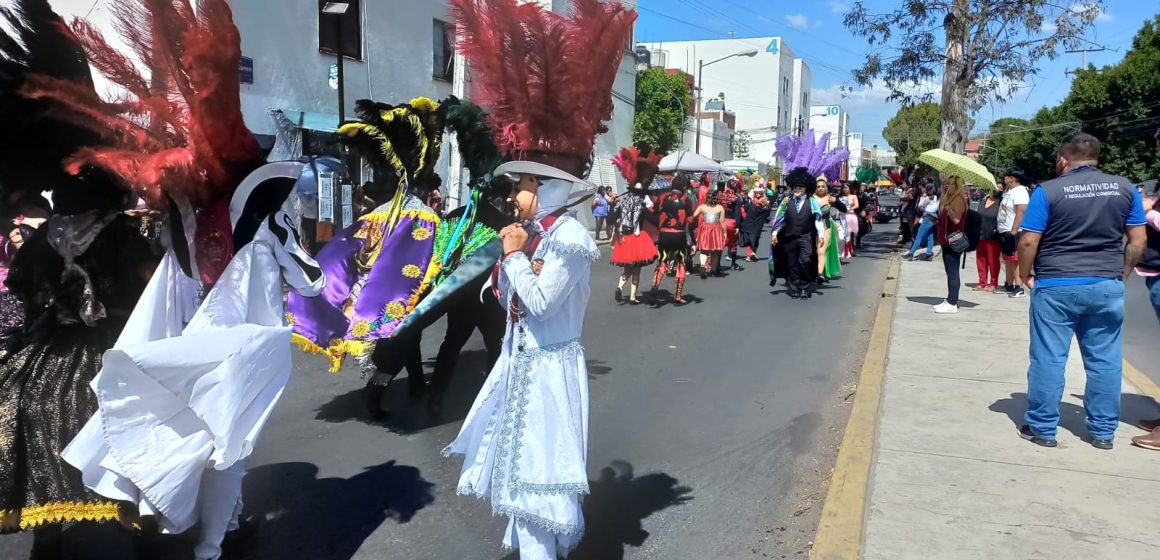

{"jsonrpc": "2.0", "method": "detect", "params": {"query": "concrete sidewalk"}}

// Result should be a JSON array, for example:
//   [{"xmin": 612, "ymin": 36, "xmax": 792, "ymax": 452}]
[{"xmin": 862, "ymin": 258, "xmax": 1160, "ymax": 559}]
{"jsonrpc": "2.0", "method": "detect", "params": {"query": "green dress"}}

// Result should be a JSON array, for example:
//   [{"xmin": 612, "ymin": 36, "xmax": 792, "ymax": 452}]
[{"xmin": 819, "ymin": 204, "xmax": 842, "ymax": 279}]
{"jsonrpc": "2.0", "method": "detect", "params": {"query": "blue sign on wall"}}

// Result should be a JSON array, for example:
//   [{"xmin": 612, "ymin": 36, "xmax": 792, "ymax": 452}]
[
  {"xmin": 766, "ymin": 38, "xmax": 779, "ymax": 54},
  {"xmin": 239, "ymin": 56, "xmax": 254, "ymax": 84}
]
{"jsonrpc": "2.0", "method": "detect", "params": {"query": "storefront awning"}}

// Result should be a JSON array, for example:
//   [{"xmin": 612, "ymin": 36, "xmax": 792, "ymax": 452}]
[{"xmin": 275, "ymin": 109, "xmax": 341, "ymax": 133}]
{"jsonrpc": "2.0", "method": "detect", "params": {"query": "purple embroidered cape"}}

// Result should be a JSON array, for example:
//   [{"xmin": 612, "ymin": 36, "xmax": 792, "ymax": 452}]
[{"xmin": 286, "ymin": 197, "xmax": 440, "ymax": 370}]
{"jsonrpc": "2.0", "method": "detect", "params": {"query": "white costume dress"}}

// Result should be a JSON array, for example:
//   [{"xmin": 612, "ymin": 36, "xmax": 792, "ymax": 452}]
[
  {"xmin": 63, "ymin": 163, "xmax": 323, "ymax": 560},
  {"xmin": 444, "ymin": 179, "xmax": 599, "ymax": 559}
]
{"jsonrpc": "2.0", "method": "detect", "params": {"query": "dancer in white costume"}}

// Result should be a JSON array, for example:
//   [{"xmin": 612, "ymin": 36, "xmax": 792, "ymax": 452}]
[
  {"xmin": 63, "ymin": 162, "xmax": 324, "ymax": 560},
  {"xmin": 443, "ymin": 173, "xmax": 599, "ymax": 557},
  {"xmin": 442, "ymin": 1, "xmax": 635, "ymax": 554}
]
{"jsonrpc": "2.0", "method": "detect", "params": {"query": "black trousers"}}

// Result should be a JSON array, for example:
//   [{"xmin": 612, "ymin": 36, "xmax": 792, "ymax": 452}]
[
  {"xmin": 942, "ymin": 245, "xmax": 963, "ymax": 305},
  {"xmin": 430, "ymin": 292, "xmax": 506, "ymax": 396},
  {"xmin": 593, "ymin": 216, "xmax": 608, "ymax": 240},
  {"xmin": 369, "ymin": 330, "xmax": 424, "ymax": 388},
  {"xmin": 784, "ymin": 235, "xmax": 814, "ymax": 291}
]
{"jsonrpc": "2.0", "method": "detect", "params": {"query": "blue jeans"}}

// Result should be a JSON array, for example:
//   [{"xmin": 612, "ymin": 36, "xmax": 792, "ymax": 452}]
[
  {"xmin": 1025, "ymin": 279, "xmax": 1125, "ymax": 440},
  {"xmin": 1147, "ymin": 276, "xmax": 1160, "ymax": 325},
  {"xmin": 908, "ymin": 217, "xmax": 936, "ymax": 256}
]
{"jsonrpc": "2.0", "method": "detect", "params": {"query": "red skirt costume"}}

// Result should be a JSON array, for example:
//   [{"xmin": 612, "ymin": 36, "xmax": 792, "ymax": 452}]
[
  {"xmin": 610, "ymin": 230, "xmax": 658, "ymax": 266},
  {"xmin": 696, "ymin": 218, "xmax": 726, "ymax": 252}
]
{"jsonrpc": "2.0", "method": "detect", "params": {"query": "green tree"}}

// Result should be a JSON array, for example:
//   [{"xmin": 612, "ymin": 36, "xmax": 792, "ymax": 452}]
[
  {"xmin": 882, "ymin": 102, "xmax": 942, "ymax": 167},
  {"xmin": 977, "ymin": 113, "xmax": 1077, "ymax": 184},
  {"xmin": 632, "ymin": 67, "xmax": 692, "ymax": 154},
  {"xmin": 731, "ymin": 131, "xmax": 752, "ymax": 159},
  {"xmin": 1062, "ymin": 15, "xmax": 1160, "ymax": 181},
  {"xmin": 844, "ymin": 0, "xmax": 1103, "ymax": 154}
]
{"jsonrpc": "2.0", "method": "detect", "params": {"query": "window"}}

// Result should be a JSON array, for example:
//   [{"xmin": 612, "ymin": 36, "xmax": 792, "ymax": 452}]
[
  {"xmin": 783, "ymin": 77, "xmax": 789, "ymax": 96},
  {"xmin": 433, "ymin": 19, "xmax": 454, "ymax": 81},
  {"xmin": 318, "ymin": 0, "xmax": 362, "ymax": 60}
]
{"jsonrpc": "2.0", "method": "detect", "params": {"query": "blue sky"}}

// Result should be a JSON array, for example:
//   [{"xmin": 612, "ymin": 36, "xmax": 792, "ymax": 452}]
[{"xmin": 636, "ymin": 0, "xmax": 1154, "ymax": 149}]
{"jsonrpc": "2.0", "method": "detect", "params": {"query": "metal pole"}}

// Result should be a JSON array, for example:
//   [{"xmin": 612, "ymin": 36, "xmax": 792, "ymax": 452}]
[
  {"xmin": 335, "ymin": 16, "xmax": 345, "ymax": 129},
  {"xmin": 695, "ymin": 59, "xmax": 703, "ymax": 155}
]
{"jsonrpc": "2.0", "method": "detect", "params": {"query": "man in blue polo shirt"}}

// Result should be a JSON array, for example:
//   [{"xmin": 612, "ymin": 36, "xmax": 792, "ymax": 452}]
[{"xmin": 1017, "ymin": 132, "xmax": 1147, "ymax": 449}]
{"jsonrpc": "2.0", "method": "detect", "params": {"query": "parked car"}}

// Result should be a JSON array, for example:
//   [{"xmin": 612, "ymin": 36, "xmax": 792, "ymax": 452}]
[{"xmin": 875, "ymin": 187, "xmax": 902, "ymax": 223}]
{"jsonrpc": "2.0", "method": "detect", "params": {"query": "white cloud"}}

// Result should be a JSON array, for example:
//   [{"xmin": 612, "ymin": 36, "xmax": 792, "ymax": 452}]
[
  {"xmin": 827, "ymin": 1, "xmax": 851, "ymax": 14},
  {"xmin": 785, "ymin": 14, "xmax": 809, "ymax": 29}
]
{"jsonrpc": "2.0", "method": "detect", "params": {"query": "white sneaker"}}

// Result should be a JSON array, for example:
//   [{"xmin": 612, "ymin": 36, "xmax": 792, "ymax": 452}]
[{"xmin": 933, "ymin": 300, "xmax": 959, "ymax": 314}]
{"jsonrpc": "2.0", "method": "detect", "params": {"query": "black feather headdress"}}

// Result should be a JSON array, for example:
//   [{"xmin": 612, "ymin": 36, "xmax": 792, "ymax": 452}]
[{"xmin": 0, "ymin": 0, "xmax": 128, "ymax": 215}]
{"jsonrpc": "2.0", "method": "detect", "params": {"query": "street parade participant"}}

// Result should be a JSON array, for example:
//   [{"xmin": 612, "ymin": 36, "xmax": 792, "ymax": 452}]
[
  {"xmin": 609, "ymin": 147, "xmax": 661, "ymax": 304},
  {"xmin": 0, "ymin": 0, "xmax": 257, "ymax": 552},
  {"xmin": 814, "ymin": 175, "xmax": 843, "ymax": 281},
  {"xmin": 285, "ymin": 97, "xmax": 443, "ymax": 412},
  {"xmin": 443, "ymin": 0, "xmax": 634, "ymax": 557},
  {"xmin": 4, "ymin": 2, "xmax": 324, "ymax": 558},
  {"xmin": 721, "ymin": 178, "xmax": 744, "ymax": 270},
  {"xmin": 694, "ymin": 190, "xmax": 727, "ymax": 279},
  {"xmin": 380, "ymin": 97, "xmax": 513, "ymax": 417},
  {"xmin": 649, "ymin": 173, "xmax": 694, "ymax": 305},
  {"xmin": 842, "ymin": 183, "xmax": 860, "ymax": 259},
  {"xmin": 740, "ymin": 182, "xmax": 773, "ymax": 263},
  {"xmin": 770, "ymin": 168, "xmax": 828, "ymax": 299}
]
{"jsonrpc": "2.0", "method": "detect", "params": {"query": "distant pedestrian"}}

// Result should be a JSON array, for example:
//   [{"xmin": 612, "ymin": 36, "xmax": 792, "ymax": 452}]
[
  {"xmin": 592, "ymin": 186, "xmax": 611, "ymax": 240},
  {"xmin": 999, "ymin": 167, "xmax": 1031, "ymax": 298},
  {"xmin": 933, "ymin": 176, "xmax": 968, "ymax": 314},
  {"xmin": 1018, "ymin": 132, "xmax": 1147, "ymax": 450},
  {"xmin": 842, "ymin": 183, "xmax": 859, "ymax": 259},
  {"xmin": 903, "ymin": 184, "xmax": 938, "ymax": 261},
  {"xmin": 900, "ymin": 180, "xmax": 917, "ymax": 244},
  {"xmin": 1129, "ymin": 128, "xmax": 1160, "ymax": 449},
  {"xmin": 974, "ymin": 187, "xmax": 1002, "ymax": 292},
  {"xmin": 694, "ymin": 190, "xmax": 727, "ymax": 279}
]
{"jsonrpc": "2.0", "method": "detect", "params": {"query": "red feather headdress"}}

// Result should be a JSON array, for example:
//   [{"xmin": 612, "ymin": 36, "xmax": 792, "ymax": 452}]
[
  {"xmin": 22, "ymin": 0, "xmax": 259, "ymax": 210},
  {"xmin": 612, "ymin": 146, "xmax": 664, "ymax": 189},
  {"xmin": 449, "ymin": 0, "xmax": 636, "ymax": 175}
]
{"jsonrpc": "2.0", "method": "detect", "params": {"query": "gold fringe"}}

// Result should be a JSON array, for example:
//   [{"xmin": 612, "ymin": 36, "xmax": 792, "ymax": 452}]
[
  {"xmin": 291, "ymin": 333, "xmax": 374, "ymax": 373},
  {"xmin": 0, "ymin": 501, "xmax": 138, "ymax": 533}
]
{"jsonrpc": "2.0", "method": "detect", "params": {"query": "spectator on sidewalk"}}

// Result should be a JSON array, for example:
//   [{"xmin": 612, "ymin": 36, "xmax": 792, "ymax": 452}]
[
  {"xmin": 1018, "ymin": 132, "xmax": 1147, "ymax": 450},
  {"xmin": 933, "ymin": 176, "xmax": 968, "ymax": 314},
  {"xmin": 974, "ymin": 187, "xmax": 1002, "ymax": 292},
  {"xmin": 903, "ymin": 184, "xmax": 938, "ymax": 261},
  {"xmin": 592, "ymin": 186, "xmax": 611, "ymax": 240},
  {"xmin": 999, "ymin": 168, "xmax": 1031, "ymax": 298},
  {"xmin": 1129, "ymin": 128, "xmax": 1160, "ymax": 449}
]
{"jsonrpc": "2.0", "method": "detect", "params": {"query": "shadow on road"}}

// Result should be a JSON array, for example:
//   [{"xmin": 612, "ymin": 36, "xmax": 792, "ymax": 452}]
[
  {"xmin": 499, "ymin": 460, "xmax": 693, "ymax": 560},
  {"xmin": 905, "ymin": 295, "xmax": 979, "ymax": 308},
  {"xmin": 990, "ymin": 392, "xmax": 1160, "ymax": 441},
  {"xmin": 229, "ymin": 460, "xmax": 435, "ymax": 560},
  {"xmin": 314, "ymin": 350, "xmax": 491, "ymax": 434}
]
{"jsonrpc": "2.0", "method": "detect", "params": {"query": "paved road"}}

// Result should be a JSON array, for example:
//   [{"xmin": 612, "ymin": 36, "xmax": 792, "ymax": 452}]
[
  {"xmin": 0, "ymin": 230, "xmax": 896, "ymax": 560},
  {"xmin": 1124, "ymin": 275, "xmax": 1159, "ymax": 386}
]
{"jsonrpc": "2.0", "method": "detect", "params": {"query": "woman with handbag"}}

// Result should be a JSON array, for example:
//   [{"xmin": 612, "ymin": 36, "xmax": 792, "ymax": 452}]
[{"xmin": 934, "ymin": 175, "xmax": 970, "ymax": 314}]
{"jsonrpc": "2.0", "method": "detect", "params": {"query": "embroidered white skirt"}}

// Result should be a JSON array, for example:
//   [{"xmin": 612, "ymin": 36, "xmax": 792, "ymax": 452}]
[{"xmin": 444, "ymin": 337, "xmax": 590, "ymax": 557}]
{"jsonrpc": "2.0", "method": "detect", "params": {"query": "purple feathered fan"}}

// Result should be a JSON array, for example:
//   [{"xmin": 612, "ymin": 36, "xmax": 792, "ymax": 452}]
[{"xmin": 775, "ymin": 130, "xmax": 850, "ymax": 180}]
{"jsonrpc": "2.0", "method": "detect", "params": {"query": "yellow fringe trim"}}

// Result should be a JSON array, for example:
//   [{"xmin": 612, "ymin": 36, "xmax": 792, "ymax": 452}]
[
  {"xmin": 292, "ymin": 333, "xmax": 375, "ymax": 373},
  {"xmin": 353, "ymin": 209, "xmax": 441, "ymax": 270},
  {"xmin": 0, "ymin": 501, "xmax": 138, "ymax": 533}
]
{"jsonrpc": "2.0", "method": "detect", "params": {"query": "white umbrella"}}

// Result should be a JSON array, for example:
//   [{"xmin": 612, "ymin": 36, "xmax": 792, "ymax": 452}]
[{"xmin": 658, "ymin": 150, "xmax": 732, "ymax": 174}]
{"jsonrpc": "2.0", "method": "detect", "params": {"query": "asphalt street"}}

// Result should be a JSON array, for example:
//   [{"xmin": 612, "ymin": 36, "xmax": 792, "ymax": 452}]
[
  {"xmin": 0, "ymin": 229, "xmax": 897, "ymax": 560},
  {"xmin": 1123, "ymin": 275, "xmax": 1159, "ymax": 386}
]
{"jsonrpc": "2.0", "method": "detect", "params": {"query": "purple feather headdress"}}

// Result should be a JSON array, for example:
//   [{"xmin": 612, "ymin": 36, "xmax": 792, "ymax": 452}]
[{"xmin": 775, "ymin": 130, "xmax": 850, "ymax": 181}]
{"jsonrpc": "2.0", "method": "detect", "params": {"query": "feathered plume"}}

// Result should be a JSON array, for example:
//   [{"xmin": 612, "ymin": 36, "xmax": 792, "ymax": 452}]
[
  {"xmin": 441, "ymin": 96, "xmax": 504, "ymax": 186},
  {"xmin": 775, "ymin": 129, "xmax": 850, "ymax": 182},
  {"xmin": 449, "ymin": 0, "xmax": 636, "ymax": 167},
  {"xmin": 855, "ymin": 163, "xmax": 880, "ymax": 185},
  {"xmin": 612, "ymin": 146, "xmax": 664, "ymax": 188},
  {"xmin": 0, "ymin": 0, "xmax": 129, "ymax": 214},
  {"xmin": 340, "ymin": 97, "xmax": 444, "ymax": 193},
  {"xmin": 22, "ymin": 0, "xmax": 260, "ymax": 210}
]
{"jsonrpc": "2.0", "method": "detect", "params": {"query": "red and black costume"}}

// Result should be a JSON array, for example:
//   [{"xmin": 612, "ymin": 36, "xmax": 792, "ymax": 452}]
[
  {"xmin": 649, "ymin": 174, "xmax": 695, "ymax": 305},
  {"xmin": 719, "ymin": 179, "xmax": 744, "ymax": 271}
]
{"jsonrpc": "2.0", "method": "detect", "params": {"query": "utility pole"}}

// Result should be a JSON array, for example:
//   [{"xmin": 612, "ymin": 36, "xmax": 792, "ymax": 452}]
[{"xmin": 1064, "ymin": 47, "xmax": 1108, "ymax": 76}]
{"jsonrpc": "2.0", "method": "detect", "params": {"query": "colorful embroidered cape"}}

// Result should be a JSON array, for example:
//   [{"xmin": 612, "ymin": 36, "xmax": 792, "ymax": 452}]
[{"xmin": 286, "ymin": 196, "xmax": 440, "ymax": 370}]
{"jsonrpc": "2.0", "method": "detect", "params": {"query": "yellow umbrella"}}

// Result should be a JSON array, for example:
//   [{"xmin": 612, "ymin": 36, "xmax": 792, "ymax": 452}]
[{"xmin": 918, "ymin": 149, "xmax": 997, "ymax": 190}]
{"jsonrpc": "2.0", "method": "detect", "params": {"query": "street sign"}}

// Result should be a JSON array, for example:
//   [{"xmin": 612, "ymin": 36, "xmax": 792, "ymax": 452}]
[
  {"xmin": 239, "ymin": 56, "xmax": 254, "ymax": 84},
  {"xmin": 328, "ymin": 63, "xmax": 338, "ymax": 90}
]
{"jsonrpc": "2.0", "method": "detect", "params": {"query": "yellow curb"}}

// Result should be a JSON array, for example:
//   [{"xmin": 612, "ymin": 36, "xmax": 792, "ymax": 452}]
[
  {"xmin": 1123, "ymin": 359, "xmax": 1160, "ymax": 405},
  {"xmin": 810, "ymin": 256, "xmax": 900, "ymax": 560}
]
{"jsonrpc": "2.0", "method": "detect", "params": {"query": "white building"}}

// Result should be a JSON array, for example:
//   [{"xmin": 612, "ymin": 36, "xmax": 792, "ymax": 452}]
[
  {"xmin": 229, "ymin": 0, "xmax": 636, "ymax": 206},
  {"xmin": 809, "ymin": 104, "xmax": 848, "ymax": 151},
  {"xmin": 847, "ymin": 132, "xmax": 864, "ymax": 176},
  {"xmin": 639, "ymin": 36, "xmax": 811, "ymax": 165}
]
